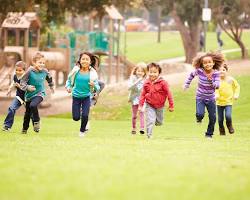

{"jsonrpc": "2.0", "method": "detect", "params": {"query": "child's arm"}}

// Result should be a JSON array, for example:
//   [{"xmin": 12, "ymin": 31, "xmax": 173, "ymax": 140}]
[
  {"xmin": 138, "ymin": 85, "xmax": 146, "ymax": 110},
  {"xmin": 97, "ymin": 80, "xmax": 105, "ymax": 94},
  {"xmin": 65, "ymin": 78, "xmax": 72, "ymax": 93},
  {"xmin": 215, "ymin": 89, "xmax": 219, "ymax": 100},
  {"xmin": 232, "ymin": 78, "xmax": 240, "ymax": 99},
  {"xmin": 163, "ymin": 81, "xmax": 174, "ymax": 112},
  {"xmin": 45, "ymin": 70, "xmax": 55, "ymax": 93},
  {"xmin": 128, "ymin": 76, "xmax": 142, "ymax": 90},
  {"xmin": 210, "ymin": 71, "xmax": 220, "ymax": 89},
  {"xmin": 183, "ymin": 70, "xmax": 197, "ymax": 90},
  {"xmin": 20, "ymin": 68, "xmax": 36, "ymax": 92},
  {"xmin": 89, "ymin": 79, "xmax": 100, "ymax": 93}
]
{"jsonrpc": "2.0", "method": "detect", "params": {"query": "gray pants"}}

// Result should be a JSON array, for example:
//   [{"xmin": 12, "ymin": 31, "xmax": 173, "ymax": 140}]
[{"xmin": 146, "ymin": 103, "xmax": 164, "ymax": 136}]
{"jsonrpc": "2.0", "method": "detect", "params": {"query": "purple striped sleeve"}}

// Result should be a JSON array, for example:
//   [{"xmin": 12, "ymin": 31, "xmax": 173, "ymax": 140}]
[{"xmin": 184, "ymin": 70, "xmax": 197, "ymax": 88}]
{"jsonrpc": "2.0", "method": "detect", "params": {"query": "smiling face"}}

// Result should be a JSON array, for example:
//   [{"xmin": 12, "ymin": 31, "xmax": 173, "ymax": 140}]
[
  {"xmin": 135, "ymin": 67, "xmax": 145, "ymax": 78},
  {"xmin": 34, "ymin": 57, "xmax": 45, "ymax": 71},
  {"xmin": 219, "ymin": 65, "xmax": 227, "ymax": 78},
  {"xmin": 80, "ymin": 54, "xmax": 91, "ymax": 69},
  {"xmin": 148, "ymin": 66, "xmax": 160, "ymax": 81},
  {"xmin": 202, "ymin": 56, "xmax": 214, "ymax": 72},
  {"xmin": 15, "ymin": 66, "xmax": 25, "ymax": 77}
]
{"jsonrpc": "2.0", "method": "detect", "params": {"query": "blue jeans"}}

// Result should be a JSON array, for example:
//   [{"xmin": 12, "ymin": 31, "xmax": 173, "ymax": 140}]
[
  {"xmin": 4, "ymin": 97, "xmax": 22, "ymax": 128},
  {"xmin": 23, "ymin": 96, "xmax": 43, "ymax": 130},
  {"xmin": 196, "ymin": 99, "xmax": 216, "ymax": 136},
  {"xmin": 217, "ymin": 105, "xmax": 232, "ymax": 128},
  {"xmin": 72, "ymin": 96, "xmax": 90, "ymax": 132}
]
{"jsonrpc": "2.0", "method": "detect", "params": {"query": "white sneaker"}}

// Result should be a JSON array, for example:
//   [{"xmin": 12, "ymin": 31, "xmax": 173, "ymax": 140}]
[
  {"xmin": 147, "ymin": 134, "xmax": 153, "ymax": 139},
  {"xmin": 79, "ymin": 131, "xmax": 86, "ymax": 137}
]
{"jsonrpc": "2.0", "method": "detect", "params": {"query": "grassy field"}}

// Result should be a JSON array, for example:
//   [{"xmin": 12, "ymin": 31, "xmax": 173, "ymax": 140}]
[
  {"xmin": 120, "ymin": 31, "xmax": 250, "ymax": 62},
  {"xmin": 0, "ymin": 75, "xmax": 250, "ymax": 200}
]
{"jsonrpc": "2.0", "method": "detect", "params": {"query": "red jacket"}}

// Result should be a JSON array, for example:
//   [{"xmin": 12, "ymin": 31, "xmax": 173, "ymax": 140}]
[{"xmin": 139, "ymin": 77, "xmax": 174, "ymax": 109}]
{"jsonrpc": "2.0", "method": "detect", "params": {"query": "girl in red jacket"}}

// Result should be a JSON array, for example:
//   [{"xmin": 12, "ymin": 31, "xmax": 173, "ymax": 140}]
[{"xmin": 139, "ymin": 63, "xmax": 174, "ymax": 138}]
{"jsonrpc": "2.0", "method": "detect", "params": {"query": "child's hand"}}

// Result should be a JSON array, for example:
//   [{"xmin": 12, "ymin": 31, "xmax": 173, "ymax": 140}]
[
  {"xmin": 66, "ymin": 87, "xmax": 72, "ymax": 93},
  {"xmin": 15, "ymin": 83, "xmax": 21, "ymax": 88},
  {"xmin": 89, "ymin": 80, "xmax": 95, "ymax": 88},
  {"xmin": 28, "ymin": 85, "xmax": 36, "ymax": 92},
  {"xmin": 168, "ymin": 107, "xmax": 174, "ymax": 112},
  {"xmin": 206, "ymin": 74, "xmax": 213, "ymax": 81}
]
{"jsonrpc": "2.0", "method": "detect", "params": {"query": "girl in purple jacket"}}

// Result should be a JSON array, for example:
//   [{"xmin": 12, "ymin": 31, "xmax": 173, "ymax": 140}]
[{"xmin": 183, "ymin": 52, "xmax": 225, "ymax": 138}]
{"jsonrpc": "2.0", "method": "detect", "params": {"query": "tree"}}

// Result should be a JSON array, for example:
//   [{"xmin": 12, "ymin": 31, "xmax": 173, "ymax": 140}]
[
  {"xmin": 144, "ymin": 0, "xmax": 203, "ymax": 63},
  {"xmin": 211, "ymin": 0, "xmax": 250, "ymax": 59}
]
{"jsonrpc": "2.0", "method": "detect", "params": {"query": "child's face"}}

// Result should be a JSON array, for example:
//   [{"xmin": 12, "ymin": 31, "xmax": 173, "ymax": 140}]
[
  {"xmin": 80, "ymin": 54, "xmax": 91, "ymax": 69},
  {"xmin": 34, "ymin": 58, "xmax": 45, "ymax": 71},
  {"xmin": 202, "ymin": 56, "xmax": 214, "ymax": 72},
  {"xmin": 15, "ymin": 66, "xmax": 25, "ymax": 76},
  {"xmin": 148, "ymin": 66, "xmax": 160, "ymax": 81},
  {"xmin": 136, "ymin": 67, "xmax": 145, "ymax": 78},
  {"xmin": 219, "ymin": 66, "xmax": 227, "ymax": 78}
]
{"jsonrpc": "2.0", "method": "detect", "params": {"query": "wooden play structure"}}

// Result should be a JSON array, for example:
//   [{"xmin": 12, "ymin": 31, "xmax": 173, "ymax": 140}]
[
  {"xmin": 88, "ymin": 5, "xmax": 134, "ymax": 83},
  {"xmin": 0, "ymin": 12, "xmax": 70, "ymax": 89}
]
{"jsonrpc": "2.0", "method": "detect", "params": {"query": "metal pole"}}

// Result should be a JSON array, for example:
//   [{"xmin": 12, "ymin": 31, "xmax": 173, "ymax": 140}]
[{"xmin": 204, "ymin": 0, "xmax": 208, "ymax": 52}]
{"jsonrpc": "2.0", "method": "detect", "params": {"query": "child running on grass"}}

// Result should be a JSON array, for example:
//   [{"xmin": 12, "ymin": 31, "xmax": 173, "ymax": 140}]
[
  {"xmin": 66, "ymin": 52, "xmax": 100, "ymax": 137},
  {"xmin": 2, "ymin": 61, "xmax": 27, "ymax": 132},
  {"xmin": 183, "ymin": 51, "xmax": 225, "ymax": 138},
  {"xmin": 139, "ymin": 62, "xmax": 174, "ymax": 139},
  {"xmin": 20, "ymin": 52, "xmax": 54, "ymax": 134},
  {"xmin": 128, "ymin": 62, "xmax": 147, "ymax": 135},
  {"xmin": 216, "ymin": 63, "xmax": 240, "ymax": 135}
]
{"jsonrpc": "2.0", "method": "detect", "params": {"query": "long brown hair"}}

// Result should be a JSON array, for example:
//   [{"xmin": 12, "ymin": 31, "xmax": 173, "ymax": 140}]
[
  {"xmin": 77, "ymin": 52, "xmax": 100, "ymax": 69},
  {"xmin": 192, "ymin": 51, "xmax": 225, "ymax": 70}
]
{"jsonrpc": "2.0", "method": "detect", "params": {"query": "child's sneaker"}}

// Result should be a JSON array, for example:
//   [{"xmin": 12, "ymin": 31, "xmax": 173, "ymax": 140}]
[
  {"xmin": 196, "ymin": 119, "xmax": 202, "ymax": 124},
  {"xmin": 2, "ymin": 125, "xmax": 10, "ymax": 132},
  {"xmin": 21, "ymin": 129, "xmax": 27, "ymax": 134},
  {"xmin": 147, "ymin": 134, "xmax": 153, "ymax": 139},
  {"xmin": 131, "ymin": 130, "xmax": 136, "ymax": 134},
  {"xmin": 205, "ymin": 134, "xmax": 212, "ymax": 139},
  {"xmin": 33, "ymin": 121, "xmax": 40, "ymax": 133},
  {"xmin": 140, "ymin": 130, "xmax": 145, "ymax": 134},
  {"xmin": 79, "ymin": 131, "xmax": 86, "ymax": 137},
  {"xmin": 155, "ymin": 121, "xmax": 162, "ymax": 126},
  {"xmin": 226, "ymin": 122, "xmax": 235, "ymax": 134}
]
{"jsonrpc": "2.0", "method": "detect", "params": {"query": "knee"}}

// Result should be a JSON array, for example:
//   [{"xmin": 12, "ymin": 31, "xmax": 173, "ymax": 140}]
[
  {"xmin": 29, "ymin": 103, "xmax": 37, "ymax": 110},
  {"xmin": 8, "ymin": 106, "xmax": 15, "ymax": 113}
]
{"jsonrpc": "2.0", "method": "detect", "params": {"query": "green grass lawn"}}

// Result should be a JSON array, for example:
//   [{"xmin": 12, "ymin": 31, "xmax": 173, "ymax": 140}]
[
  {"xmin": 120, "ymin": 31, "xmax": 250, "ymax": 62},
  {"xmin": 0, "ymin": 76, "xmax": 250, "ymax": 200}
]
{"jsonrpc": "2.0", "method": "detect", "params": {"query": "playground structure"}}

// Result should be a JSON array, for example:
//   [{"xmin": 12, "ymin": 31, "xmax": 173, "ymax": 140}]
[
  {"xmin": 0, "ymin": 6, "xmax": 135, "ymax": 92},
  {"xmin": 0, "ymin": 12, "xmax": 70, "ymax": 90}
]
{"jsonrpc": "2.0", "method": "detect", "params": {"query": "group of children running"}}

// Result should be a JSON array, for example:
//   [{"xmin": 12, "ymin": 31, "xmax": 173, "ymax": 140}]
[
  {"xmin": 1, "ymin": 51, "xmax": 240, "ymax": 139},
  {"xmin": 128, "ymin": 51, "xmax": 240, "ymax": 138}
]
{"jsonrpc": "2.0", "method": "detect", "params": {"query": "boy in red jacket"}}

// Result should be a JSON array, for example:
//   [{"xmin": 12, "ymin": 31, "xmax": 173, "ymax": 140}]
[{"xmin": 139, "ymin": 63, "xmax": 174, "ymax": 138}]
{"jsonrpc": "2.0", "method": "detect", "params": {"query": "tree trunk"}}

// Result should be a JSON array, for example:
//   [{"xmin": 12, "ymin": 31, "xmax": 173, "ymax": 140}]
[
  {"xmin": 219, "ymin": 22, "xmax": 248, "ymax": 59},
  {"xmin": 235, "ymin": 37, "xmax": 248, "ymax": 59},
  {"xmin": 171, "ymin": 9, "xmax": 200, "ymax": 63}
]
